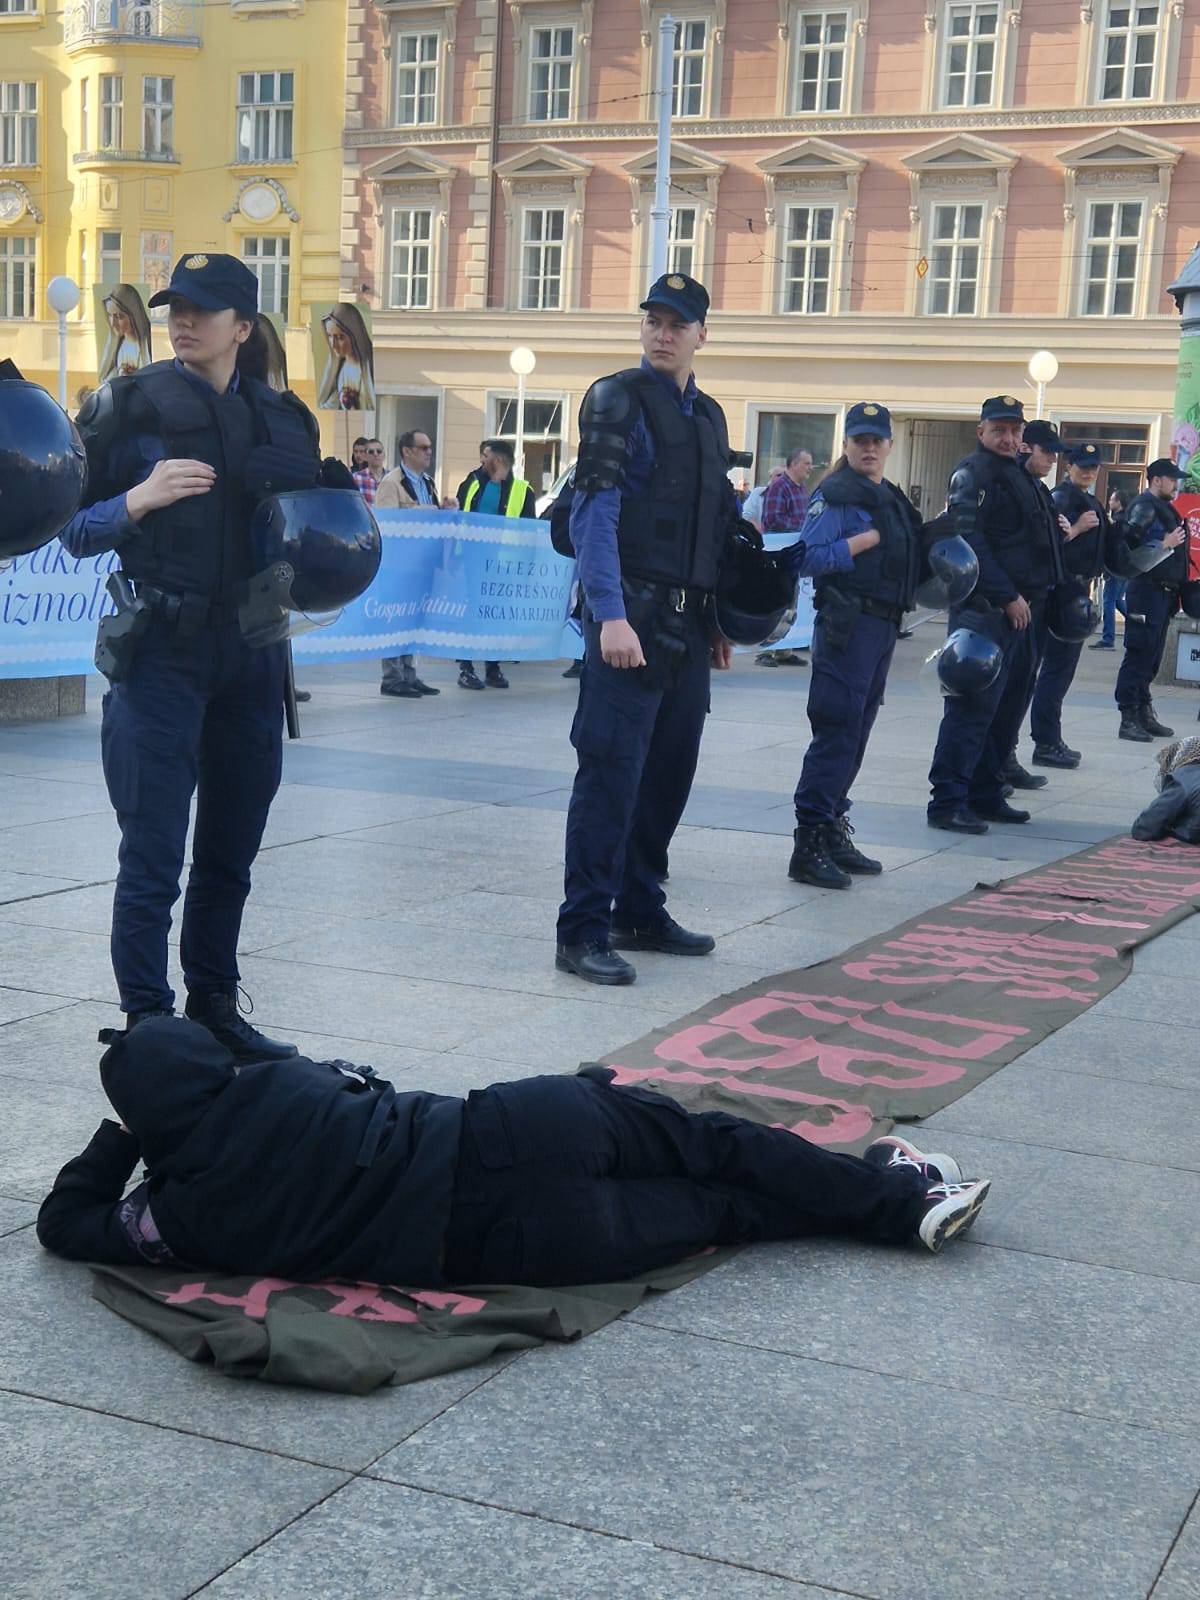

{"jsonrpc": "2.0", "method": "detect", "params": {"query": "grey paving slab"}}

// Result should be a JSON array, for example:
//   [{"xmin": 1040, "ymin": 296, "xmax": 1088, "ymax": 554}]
[
  {"xmin": 202, "ymin": 1477, "xmax": 823, "ymax": 1600},
  {"xmin": 453, "ymin": 994, "xmax": 679, "ymax": 1071},
  {"xmin": 0, "ymin": 1239, "xmax": 526, "ymax": 1473},
  {"xmin": 1089, "ymin": 971, "xmax": 1194, "ymax": 1025},
  {"xmin": 0, "ymin": 985, "xmax": 80, "ymax": 1026},
  {"xmin": 0, "ymin": 1070, "xmax": 114, "ymax": 1199},
  {"xmin": 0, "ymin": 920, "xmax": 130, "ymax": 1005},
  {"xmin": 248, "ymin": 835, "xmax": 496, "ymax": 919},
  {"xmin": 922, "ymin": 1059, "xmax": 1200, "ymax": 1170},
  {"xmin": 0, "ymin": 1194, "xmax": 36, "ymax": 1236},
  {"xmin": 1003, "ymin": 1011, "xmax": 1200, "ymax": 1092},
  {"xmin": 0, "ymin": 869, "xmax": 85, "ymax": 904},
  {"xmin": 0, "ymin": 1390, "xmax": 346, "ymax": 1600},
  {"xmin": 630, "ymin": 1238, "xmax": 1200, "ymax": 1436},
  {"xmin": 923, "ymin": 1132, "xmax": 1200, "ymax": 1283},
  {"xmin": 372, "ymin": 1320, "xmax": 1200, "ymax": 1600},
  {"xmin": 0, "ymin": 811, "xmax": 121, "ymax": 880},
  {"xmin": 1154, "ymin": 1500, "xmax": 1200, "ymax": 1600}
]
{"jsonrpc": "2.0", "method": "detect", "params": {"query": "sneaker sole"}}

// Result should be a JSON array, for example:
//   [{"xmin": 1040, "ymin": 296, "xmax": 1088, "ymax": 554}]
[
  {"xmin": 554, "ymin": 955, "xmax": 636, "ymax": 985},
  {"xmin": 869, "ymin": 1135, "xmax": 962, "ymax": 1186},
  {"xmin": 921, "ymin": 1179, "xmax": 991, "ymax": 1253}
]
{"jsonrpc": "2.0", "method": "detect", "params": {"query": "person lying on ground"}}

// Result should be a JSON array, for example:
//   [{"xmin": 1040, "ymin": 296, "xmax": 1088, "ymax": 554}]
[
  {"xmin": 38, "ymin": 1018, "xmax": 991, "ymax": 1286},
  {"xmin": 1131, "ymin": 736, "xmax": 1200, "ymax": 844}
]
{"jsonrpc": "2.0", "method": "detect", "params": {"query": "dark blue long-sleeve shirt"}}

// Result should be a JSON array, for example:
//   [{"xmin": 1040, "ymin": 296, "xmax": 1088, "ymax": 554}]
[
  {"xmin": 569, "ymin": 357, "xmax": 699, "ymax": 623},
  {"xmin": 59, "ymin": 360, "xmax": 241, "ymax": 560}
]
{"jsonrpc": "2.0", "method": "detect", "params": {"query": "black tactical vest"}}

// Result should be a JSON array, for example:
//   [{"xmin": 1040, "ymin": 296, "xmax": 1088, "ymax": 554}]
[
  {"xmin": 612, "ymin": 368, "xmax": 731, "ymax": 592},
  {"xmin": 962, "ymin": 446, "xmax": 1062, "ymax": 600},
  {"xmin": 113, "ymin": 362, "xmax": 318, "ymax": 601},
  {"xmin": 1124, "ymin": 489, "xmax": 1186, "ymax": 587},
  {"xmin": 1050, "ymin": 479, "xmax": 1107, "ymax": 580},
  {"xmin": 812, "ymin": 466, "xmax": 923, "ymax": 612}
]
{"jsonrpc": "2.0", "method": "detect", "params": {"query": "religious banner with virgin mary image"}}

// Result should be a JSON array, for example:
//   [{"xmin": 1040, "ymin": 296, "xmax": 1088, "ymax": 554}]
[
  {"xmin": 311, "ymin": 300, "xmax": 376, "ymax": 411},
  {"xmin": 93, "ymin": 283, "xmax": 154, "ymax": 382}
]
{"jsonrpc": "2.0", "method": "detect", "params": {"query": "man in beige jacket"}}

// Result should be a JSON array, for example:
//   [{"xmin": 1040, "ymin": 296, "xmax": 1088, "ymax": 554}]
[{"xmin": 376, "ymin": 429, "xmax": 458, "ymax": 699}]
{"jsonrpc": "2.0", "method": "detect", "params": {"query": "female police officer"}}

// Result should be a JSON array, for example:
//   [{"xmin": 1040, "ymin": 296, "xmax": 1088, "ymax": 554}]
[
  {"xmin": 61, "ymin": 253, "xmax": 325, "ymax": 1060},
  {"xmin": 788, "ymin": 403, "xmax": 924, "ymax": 890}
]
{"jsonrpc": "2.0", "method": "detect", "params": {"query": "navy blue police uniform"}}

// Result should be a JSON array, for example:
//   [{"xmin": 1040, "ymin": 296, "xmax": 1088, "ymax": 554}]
[
  {"xmin": 927, "ymin": 395, "xmax": 1064, "ymax": 832},
  {"xmin": 60, "ymin": 253, "xmax": 322, "ymax": 1058},
  {"xmin": 1114, "ymin": 458, "xmax": 1186, "ymax": 740},
  {"xmin": 789, "ymin": 402, "xmax": 923, "ymax": 888},
  {"xmin": 556, "ymin": 274, "xmax": 738, "ymax": 984},
  {"xmin": 1028, "ymin": 442, "xmax": 1108, "ymax": 766}
]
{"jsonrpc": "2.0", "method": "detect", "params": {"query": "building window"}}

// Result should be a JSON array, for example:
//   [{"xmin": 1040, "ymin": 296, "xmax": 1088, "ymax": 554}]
[
  {"xmin": 519, "ymin": 206, "xmax": 565, "ymax": 310},
  {"xmin": 925, "ymin": 202, "xmax": 983, "ymax": 314},
  {"xmin": 393, "ymin": 31, "xmax": 438, "ymax": 126},
  {"xmin": 236, "ymin": 71, "xmax": 294, "ymax": 163},
  {"xmin": 242, "ymin": 233, "xmax": 290, "ymax": 315},
  {"xmin": 141, "ymin": 229, "xmax": 171, "ymax": 317},
  {"xmin": 99, "ymin": 228, "xmax": 121, "ymax": 284},
  {"xmin": 671, "ymin": 19, "xmax": 707, "ymax": 118},
  {"xmin": 0, "ymin": 234, "xmax": 35, "ymax": 318},
  {"xmin": 793, "ymin": 11, "xmax": 847, "ymax": 113},
  {"xmin": 1058, "ymin": 420, "xmax": 1149, "ymax": 504},
  {"xmin": 0, "ymin": 82, "xmax": 37, "ymax": 167},
  {"xmin": 1099, "ymin": 2, "xmax": 1158, "ymax": 101},
  {"xmin": 0, "ymin": 0, "xmax": 37, "ymax": 11},
  {"xmin": 80, "ymin": 79, "xmax": 89, "ymax": 148},
  {"xmin": 387, "ymin": 207, "xmax": 431, "ymax": 309},
  {"xmin": 99, "ymin": 73, "xmax": 122, "ymax": 150},
  {"xmin": 529, "ymin": 24, "xmax": 573, "ymax": 121},
  {"xmin": 755, "ymin": 411, "xmax": 836, "ymax": 482},
  {"xmin": 142, "ymin": 76, "xmax": 173, "ymax": 155},
  {"xmin": 668, "ymin": 205, "xmax": 697, "ymax": 277},
  {"xmin": 1082, "ymin": 199, "xmax": 1142, "ymax": 315},
  {"xmin": 490, "ymin": 395, "xmax": 564, "ymax": 492},
  {"xmin": 940, "ymin": 3, "xmax": 998, "ymax": 108},
  {"xmin": 783, "ymin": 204, "xmax": 834, "ymax": 313}
]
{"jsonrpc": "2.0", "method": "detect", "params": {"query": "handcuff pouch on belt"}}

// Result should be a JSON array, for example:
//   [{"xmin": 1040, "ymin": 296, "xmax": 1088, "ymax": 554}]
[
  {"xmin": 94, "ymin": 572, "xmax": 152, "ymax": 684},
  {"xmin": 621, "ymin": 576, "xmax": 695, "ymax": 692}
]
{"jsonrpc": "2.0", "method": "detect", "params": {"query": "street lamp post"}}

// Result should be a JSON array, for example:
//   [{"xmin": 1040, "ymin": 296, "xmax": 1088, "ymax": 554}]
[
  {"xmin": 1027, "ymin": 349, "xmax": 1059, "ymax": 421},
  {"xmin": 46, "ymin": 276, "xmax": 81, "ymax": 409},
  {"xmin": 509, "ymin": 345, "xmax": 537, "ymax": 481}
]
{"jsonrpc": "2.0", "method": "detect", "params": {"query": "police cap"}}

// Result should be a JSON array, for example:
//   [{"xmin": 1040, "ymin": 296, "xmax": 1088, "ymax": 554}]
[
  {"xmin": 1147, "ymin": 457, "xmax": 1184, "ymax": 481},
  {"xmin": 980, "ymin": 395, "xmax": 1025, "ymax": 423},
  {"xmin": 1022, "ymin": 419, "xmax": 1062, "ymax": 452},
  {"xmin": 1066, "ymin": 443, "xmax": 1102, "ymax": 468},
  {"xmin": 148, "ymin": 252, "xmax": 259, "ymax": 319},
  {"xmin": 845, "ymin": 401, "xmax": 892, "ymax": 439},
  {"xmin": 640, "ymin": 273, "xmax": 710, "ymax": 324}
]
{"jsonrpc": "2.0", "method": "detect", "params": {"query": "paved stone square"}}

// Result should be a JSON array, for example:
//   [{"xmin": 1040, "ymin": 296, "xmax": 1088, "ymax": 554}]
[{"xmin": 2, "ymin": 639, "xmax": 1199, "ymax": 1599}]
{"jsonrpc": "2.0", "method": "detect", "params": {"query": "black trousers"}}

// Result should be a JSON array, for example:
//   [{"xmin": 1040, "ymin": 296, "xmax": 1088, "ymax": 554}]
[
  {"xmin": 1115, "ymin": 580, "xmax": 1175, "ymax": 713},
  {"xmin": 557, "ymin": 611, "xmax": 710, "ymax": 946},
  {"xmin": 1030, "ymin": 632, "xmax": 1084, "ymax": 748},
  {"xmin": 100, "ymin": 619, "xmax": 285, "ymax": 1015},
  {"xmin": 928, "ymin": 607, "xmax": 1040, "ymax": 815},
  {"xmin": 442, "ymin": 1070, "xmax": 929, "ymax": 1287},
  {"xmin": 794, "ymin": 611, "xmax": 897, "ymax": 826}
]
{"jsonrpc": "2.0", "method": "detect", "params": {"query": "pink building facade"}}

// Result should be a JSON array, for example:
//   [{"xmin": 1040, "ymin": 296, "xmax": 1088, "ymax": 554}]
[{"xmin": 343, "ymin": 0, "xmax": 1198, "ymax": 512}]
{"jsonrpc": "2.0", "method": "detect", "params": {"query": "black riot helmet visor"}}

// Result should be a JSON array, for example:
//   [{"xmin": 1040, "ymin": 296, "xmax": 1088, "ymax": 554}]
[
  {"xmin": 714, "ymin": 531, "xmax": 798, "ymax": 647},
  {"xmin": 0, "ymin": 381, "xmax": 88, "ymax": 560},
  {"xmin": 914, "ymin": 534, "xmax": 979, "ymax": 610},
  {"xmin": 1046, "ymin": 578, "xmax": 1099, "ymax": 643},
  {"xmin": 933, "ymin": 626, "xmax": 1003, "ymax": 697},
  {"xmin": 240, "ymin": 488, "xmax": 382, "ymax": 646}
]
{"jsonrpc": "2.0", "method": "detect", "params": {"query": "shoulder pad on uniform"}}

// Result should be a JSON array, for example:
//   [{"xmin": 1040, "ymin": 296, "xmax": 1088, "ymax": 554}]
[
  {"xmin": 75, "ymin": 381, "xmax": 122, "ymax": 449},
  {"xmin": 1125, "ymin": 497, "xmax": 1157, "ymax": 532},
  {"xmin": 947, "ymin": 463, "xmax": 982, "ymax": 508},
  {"xmin": 576, "ymin": 374, "xmax": 639, "ymax": 493}
]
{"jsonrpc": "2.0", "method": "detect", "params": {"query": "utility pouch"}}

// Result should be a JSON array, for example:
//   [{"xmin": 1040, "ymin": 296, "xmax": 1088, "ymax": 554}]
[
  {"xmin": 94, "ymin": 573, "xmax": 152, "ymax": 684},
  {"xmin": 242, "ymin": 444, "xmax": 321, "ymax": 503},
  {"xmin": 621, "ymin": 578, "xmax": 692, "ymax": 692},
  {"xmin": 814, "ymin": 585, "xmax": 862, "ymax": 654}
]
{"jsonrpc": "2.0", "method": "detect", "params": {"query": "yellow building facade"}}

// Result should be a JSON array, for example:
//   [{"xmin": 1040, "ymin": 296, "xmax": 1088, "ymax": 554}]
[{"xmin": 0, "ymin": 0, "xmax": 345, "ymax": 430}]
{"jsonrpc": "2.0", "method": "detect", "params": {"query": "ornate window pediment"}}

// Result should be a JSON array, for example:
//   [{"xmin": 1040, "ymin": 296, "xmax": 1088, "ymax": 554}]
[
  {"xmin": 757, "ymin": 139, "xmax": 863, "ymax": 315},
  {"xmin": 362, "ymin": 147, "xmax": 454, "ymax": 311},
  {"xmin": 623, "ymin": 140, "xmax": 725, "ymax": 304},
  {"xmin": 495, "ymin": 145, "xmax": 591, "ymax": 311},
  {"xmin": 903, "ymin": 134, "xmax": 1018, "ymax": 317}
]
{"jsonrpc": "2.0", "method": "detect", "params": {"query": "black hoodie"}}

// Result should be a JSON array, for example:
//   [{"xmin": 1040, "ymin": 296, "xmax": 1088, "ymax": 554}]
[{"xmin": 38, "ymin": 1017, "xmax": 464, "ymax": 1286}]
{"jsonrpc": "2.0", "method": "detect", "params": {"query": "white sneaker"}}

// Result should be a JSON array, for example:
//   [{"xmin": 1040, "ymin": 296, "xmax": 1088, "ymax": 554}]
[
  {"xmin": 918, "ymin": 1179, "xmax": 991, "ymax": 1253},
  {"xmin": 865, "ymin": 1133, "xmax": 963, "ymax": 1186}
]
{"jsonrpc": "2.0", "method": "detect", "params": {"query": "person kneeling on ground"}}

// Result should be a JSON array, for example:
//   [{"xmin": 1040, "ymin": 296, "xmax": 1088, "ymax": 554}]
[
  {"xmin": 1131, "ymin": 737, "xmax": 1200, "ymax": 844},
  {"xmin": 38, "ymin": 1018, "xmax": 990, "ymax": 1284}
]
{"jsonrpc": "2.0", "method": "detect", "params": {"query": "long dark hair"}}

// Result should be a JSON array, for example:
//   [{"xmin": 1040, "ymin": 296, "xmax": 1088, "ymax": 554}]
[{"xmin": 236, "ymin": 317, "xmax": 289, "ymax": 390}]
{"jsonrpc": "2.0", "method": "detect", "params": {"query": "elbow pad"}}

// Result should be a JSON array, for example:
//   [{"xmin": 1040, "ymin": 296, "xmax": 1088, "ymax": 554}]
[
  {"xmin": 946, "ymin": 465, "xmax": 982, "ymax": 541},
  {"xmin": 575, "ymin": 376, "xmax": 637, "ymax": 493}
]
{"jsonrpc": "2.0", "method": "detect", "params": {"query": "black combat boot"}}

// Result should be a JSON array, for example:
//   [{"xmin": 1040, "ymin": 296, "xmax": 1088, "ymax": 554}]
[
  {"xmin": 185, "ymin": 991, "xmax": 299, "ymax": 1063},
  {"xmin": 1000, "ymin": 755, "xmax": 1048, "ymax": 791},
  {"xmin": 825, "ymin": 817, "xmax": 882, "ymax": 875},
  {"xmin": 788, "ymin": 824, "xmax": 852, "ymax": 889},
  {"xmin": 1118, "ymin": 712, "xmax": 1153, "ymax": 742},
  {"xmin": 1139, "ymin": 701, "xmax": 1174, "ymax": 737}
]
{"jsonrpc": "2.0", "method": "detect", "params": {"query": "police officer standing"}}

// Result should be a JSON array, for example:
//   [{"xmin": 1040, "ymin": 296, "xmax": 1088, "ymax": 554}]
[
  {"xmin": 1114, "ymin": 458, "xmax": 1187, "ymax": 741},
  {"xmin": 61, "ymin": 253, "xmax": 324, "ymax": 1058},
  {"xmin": 788, "ymin": 403, "xmax": 923, "ymax": 888},
  {"xmin": 927, "ymin": 396, "xmax": 1063, "ymax": 833},
  {"xmin": 1027, "ymin": 442, "xmax": 1108, "ymax": 767},
  {"xmin": 555, "ymin": 272, "xmax": 737, "ymax": 984}
]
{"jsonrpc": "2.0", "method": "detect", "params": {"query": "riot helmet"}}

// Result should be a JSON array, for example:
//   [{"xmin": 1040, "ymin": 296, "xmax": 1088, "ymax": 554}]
[
  {"xmin": 0, "ymin": 380, "xmax": 88, "ymax": 559},
  {"xmin": 713, "ymin": 532, "xmax": 798, "ymax": 648},
  {"xmin": 914, "ymin": 534, "xmax": 979, "ymax": 610},
  {"xmin": 1180, "ymin": 581, "xmax": 1200, "ymax": 620},
  {"xmin": 1046, "ymin": 578, "xmax": 1099, "ymax": 643},
  {"xmin": 240, "ymin": 488, "xmax": 381, "ymax": 646},
  {"xmin": 934, "ymin": 626, "xmax": 1003, "ymax": 697}
]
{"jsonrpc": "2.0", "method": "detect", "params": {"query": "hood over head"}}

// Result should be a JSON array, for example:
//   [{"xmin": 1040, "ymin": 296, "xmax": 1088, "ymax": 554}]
[{"xmin": 100, "ymin": 1015, "xmax": 237, "ymax": 1169}]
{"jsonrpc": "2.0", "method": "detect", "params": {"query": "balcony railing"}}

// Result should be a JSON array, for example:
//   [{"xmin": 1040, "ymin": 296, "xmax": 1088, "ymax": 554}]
[{"xmin": 63, "ymin": 0, "xmax": 200, "ymax": 48}]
